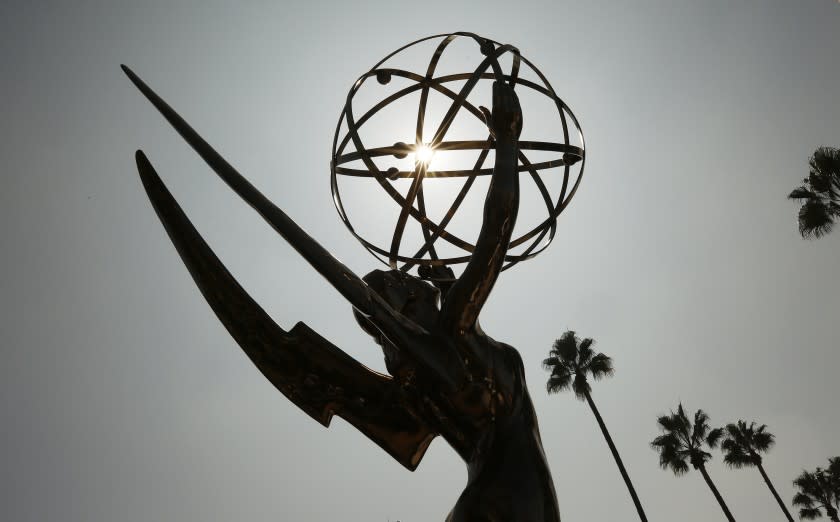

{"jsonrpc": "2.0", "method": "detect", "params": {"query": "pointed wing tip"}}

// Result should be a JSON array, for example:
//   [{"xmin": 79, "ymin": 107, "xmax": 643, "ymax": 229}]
[
  {"xmin": 134, "ymin": 150, "xmax": 163, "ymax": 198},
  {"xmin": 121, "ymin": 64, "xmax": 150, "ymax": 96},
  {"xmin": 121, "ymin": 64, "xmax": 136, "ymax": 80},
  {"xmin": 134, "ymin": 149, "xmax": 151, "ymax": 175}
]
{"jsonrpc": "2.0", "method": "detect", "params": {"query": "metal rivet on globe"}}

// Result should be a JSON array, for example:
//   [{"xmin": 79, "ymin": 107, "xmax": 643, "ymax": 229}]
[
  {"xmin": 392, "ymin": 142, "xmax": 408, "ymax": 159},
  {"xmin": 376, "ymin": 70, "xmax": 392, "ymax": 85}
]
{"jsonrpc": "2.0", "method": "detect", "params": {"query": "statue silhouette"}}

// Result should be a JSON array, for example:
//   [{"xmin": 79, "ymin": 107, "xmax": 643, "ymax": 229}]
[{"xmin": 124, "ymin": 63, "xmax": 560, "ymax": 521}]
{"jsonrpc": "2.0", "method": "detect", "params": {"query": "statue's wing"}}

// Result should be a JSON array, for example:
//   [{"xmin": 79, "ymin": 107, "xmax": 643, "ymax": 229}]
[
  {"xmin": 121, "ymin": 65, "xmax": 466, "ymax": 390},
  {"xmin": 135, "ymin": 151, "xmax": 436, "ymax": 470}
]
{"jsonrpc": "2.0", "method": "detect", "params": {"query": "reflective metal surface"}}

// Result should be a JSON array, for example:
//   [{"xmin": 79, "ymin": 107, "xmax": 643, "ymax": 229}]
[{"xmin": 124, "ymin": 33, "xmax": 583, "ymax": 520}]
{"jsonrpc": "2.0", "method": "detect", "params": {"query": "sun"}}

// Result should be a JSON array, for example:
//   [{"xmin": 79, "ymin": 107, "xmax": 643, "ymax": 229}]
[{"xmin": 414, "ymin": 144, "xmax": 435, "ymax": 166}]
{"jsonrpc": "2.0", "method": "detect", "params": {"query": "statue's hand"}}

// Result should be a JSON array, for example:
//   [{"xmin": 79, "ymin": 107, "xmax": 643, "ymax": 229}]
[{"xmin": 479, "ymin": 81, "xmax": 522, "ymax": 141}]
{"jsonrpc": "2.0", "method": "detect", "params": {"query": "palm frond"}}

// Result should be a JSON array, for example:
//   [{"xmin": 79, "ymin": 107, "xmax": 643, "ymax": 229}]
[
  {"xmin": 656, "ymin": 413, "xmax": 684, "ymax": 435},
  {"xmin": 826, "ymin": 456, "xmax": 840, "ymax": 475},
  {"xmin": 798, "ymin": 198, "xmax": 835, "ymax": 238},
  {"xmin": 724, "ymin": 422, "xmax": 744, "ymax": 442},
  {"xmin": 809, "ymin": 146, "xmax": 840, "ymax": 185},
  {"xmin": 675, "ymin": 404, "xmax": 691, "ymax": 437},
  {"xmin": 789, "ymin": 186, "xmax": 817, "ymax": 200},
  {"xmin": 552, "ymin": 331, "xmax": 579, "ymax": 362},
  {"xmin": 587, "ymin": 353, "xmax": 614, "ymax": 380},
  {"xmin": 706, "ymin": 427, "xmax": 724, "ymax": 449},
  {"xmin": 541, "ymin": 355, "xmax": 563, "ymax": 371},
  {"xmin": 669, "ymin": 457, "xmax": 690, "ymax": 476},
  {"xmin": 751, "ymin": 425, "xmax": 774, "ymax": 453},
  {"xmin": 651, "ymin": 432, "xmax": 680, "ymax": 450},
  {"xmin": 792, "ymin": 491, "xmax": 816, "ymax": 508},
  {"xmin": 546, "ymin": 372, "xmax": 573, "ymax": 395},
  {"xmin": 691, "ymin": 409, "xmax": 710, "ymax": 446},
  {"xmin": 577, "ymin": 337, "xmax": 595, "ymax": 367},
  {"xmin": 651, "ymin": 434, "xmax": 689, "ymax": 475},
  {"xmin": 798, "ymin": 507, "xmax": 822, "ymax": 520},
  {"xmin": 721, "ymin": 441, "xmax": 754, "ymax": 469},
  {"xmin": 794, "ymin": 469, "xmax": 828, "ymax": 493},
  {"xmin": 790, "ymin": 146, "xmax": 840, "ymax": 239},
  {"xmin": 794, "ymin": 471, "xmax": 818, "ymax": 492}
]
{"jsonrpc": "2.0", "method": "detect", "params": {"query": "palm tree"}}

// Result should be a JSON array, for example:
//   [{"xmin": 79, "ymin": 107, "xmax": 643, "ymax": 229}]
[
  {"xmin": 788, "ymin": 146, "xmax": 840, "ymax": 238},
  {"xmin": 651, "ymin": 404, "xmax": 735, "ymax": 521},
  {"xmin": 792, "ymin": 461, "xmax": 840, "ymax": 521},
  {"xmin": 543, "ymin": 331, "xmax": 648, "ymax": 521},
  {"xmin": 720, "ymin": 420, "xmax": 793, "ymax": 521}
]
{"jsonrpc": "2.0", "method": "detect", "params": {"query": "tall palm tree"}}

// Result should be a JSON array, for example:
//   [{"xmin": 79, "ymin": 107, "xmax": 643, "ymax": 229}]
[
  {"xmin": 651, "ymin": 404, "xmax": 735, "ymax": 521},
  {"xmin": 792, "ymin": 461, "xmax": 840, "ymax": 521},
  {"xmin": 788, "ymin": 146, "xmax": 840, "ymax": 238},
  {"xmin": 543, "ymin": 331, "xmax": 648, "ymax": 521},
  {"xmin": 720, "ymin": 420, "xmax": 793, "ymax": 521}
]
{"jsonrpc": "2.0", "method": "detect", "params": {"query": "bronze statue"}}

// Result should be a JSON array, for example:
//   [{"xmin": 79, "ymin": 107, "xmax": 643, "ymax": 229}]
[{"xmin": 124, "ymin": 32, "xmax": 584, "ymax": 521}]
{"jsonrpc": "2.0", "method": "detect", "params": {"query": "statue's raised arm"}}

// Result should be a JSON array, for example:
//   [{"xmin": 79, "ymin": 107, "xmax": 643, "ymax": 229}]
[{"xmin": 440, "ymin": 81, "xmax": 523, "ymax": 335}]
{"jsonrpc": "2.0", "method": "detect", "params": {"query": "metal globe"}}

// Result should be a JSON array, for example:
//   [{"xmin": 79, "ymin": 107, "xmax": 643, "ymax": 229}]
[{"xmin": 331, "ymin": 32, "xmax": 585, "ymax": 275}]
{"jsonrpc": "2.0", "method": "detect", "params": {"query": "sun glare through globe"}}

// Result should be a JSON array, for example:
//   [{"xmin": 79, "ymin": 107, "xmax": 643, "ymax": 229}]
[
  {"xmin": 330, "ymin": 32, "xmax": 585, "ymax": 275},
  {"xmin": 415, "ymin": 144, "xmax": 435, "ymax": 166}
]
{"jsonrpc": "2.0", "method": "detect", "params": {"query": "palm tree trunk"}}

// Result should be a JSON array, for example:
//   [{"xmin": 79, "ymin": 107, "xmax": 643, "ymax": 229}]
[
  {"xmin": 582, "ymin": 389, "xmax": 648, "ymax": 521},
  {"xmin": 826, "ymin": 505, "xmax": 839, "ymax": 522},
  {"xmin": 755, "ymin": 462, "xmax": 793, "ymax": 521},
  {"xmin": 697, "ymin": 463, "xmax": 736, "ymax": 521}
]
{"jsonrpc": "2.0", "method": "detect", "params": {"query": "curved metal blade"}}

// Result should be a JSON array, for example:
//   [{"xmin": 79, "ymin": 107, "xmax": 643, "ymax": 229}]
[{"xmin": 135, "ymin": 150, "xmax": 436, "ymax": 470}]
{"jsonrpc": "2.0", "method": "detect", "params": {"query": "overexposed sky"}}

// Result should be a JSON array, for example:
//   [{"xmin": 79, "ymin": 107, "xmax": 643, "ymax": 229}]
[{"xmin": 2, "ymin": 1, "xmax": 840, "ymax": 520}]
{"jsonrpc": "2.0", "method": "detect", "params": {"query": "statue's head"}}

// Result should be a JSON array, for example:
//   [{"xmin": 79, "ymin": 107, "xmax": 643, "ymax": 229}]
[
  {"xmin": 357, "ymin": 269, "xmax": 441, "ymax": 332},
  {"xmin": 353, "ymin": 269, "xmax": 441, "ymax": 379}
]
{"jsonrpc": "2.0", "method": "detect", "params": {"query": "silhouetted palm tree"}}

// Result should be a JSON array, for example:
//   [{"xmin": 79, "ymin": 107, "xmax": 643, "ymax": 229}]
[
  {"xmin": 792, "ymin": 460, "xmax": 840, "ymax": 521},
  {"xmin": 651, "ymin": 404, "xmax": 734, "ymax": 521},
  {"xmin": 720, "ymin": 420, "xmax": 793, "ymax": 521},
  {"xmin": 543, "ymin": 331, "xmax": 648, "ymax": 521},
  {"xmin": 788, "ymin": 146, "xmax": 840, "ymax": 238}
]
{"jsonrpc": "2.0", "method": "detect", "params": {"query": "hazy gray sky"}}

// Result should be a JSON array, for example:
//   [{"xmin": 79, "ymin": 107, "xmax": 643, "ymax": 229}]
[{"xmin": 2, "ymin": 1, "xmax": 839, "ymax": 521}]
